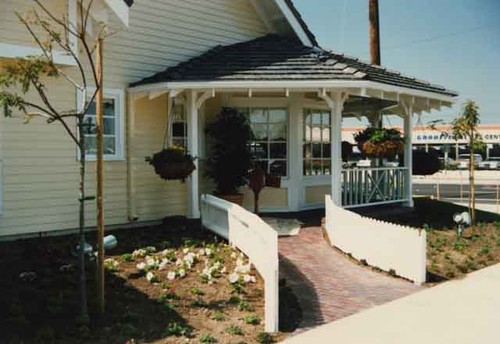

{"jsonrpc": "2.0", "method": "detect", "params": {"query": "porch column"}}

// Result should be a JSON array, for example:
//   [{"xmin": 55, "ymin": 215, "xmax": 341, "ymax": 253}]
[
  {"xmin": 187, "ymin": 90, "xmax": 200, "ymax": 219},
  {"xmin": 331, "ymin": 95, "xmax": 342, "ymax": 205},
  {"xmin": 319, "ymin": 91, "xmax": 347, "ymax": 206},
  {"xmin": 403, "ymin": 100, "xmax": 414, "ymax": 208}
]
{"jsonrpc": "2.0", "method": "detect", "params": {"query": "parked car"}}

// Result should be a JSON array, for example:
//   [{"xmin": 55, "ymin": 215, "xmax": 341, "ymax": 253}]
[
  {"xmin": 477, "ymin": 157, "xmax": 500, "ymax": 170},
  {"xmin": 456, "ymin": 154, "xmax": 483, "ymax": 169}
]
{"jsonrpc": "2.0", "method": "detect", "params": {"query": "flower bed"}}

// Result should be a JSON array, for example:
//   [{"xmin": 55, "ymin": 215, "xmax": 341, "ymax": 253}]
[{"xmin": 0, "ymin": 219, "xmax": 298, "ymax": 343}]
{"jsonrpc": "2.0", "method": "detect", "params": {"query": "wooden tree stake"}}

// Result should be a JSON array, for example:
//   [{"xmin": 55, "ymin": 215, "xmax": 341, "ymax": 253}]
[{"xmin": 96, "ymin": 37, "xmax": 105, "ymax": 314}]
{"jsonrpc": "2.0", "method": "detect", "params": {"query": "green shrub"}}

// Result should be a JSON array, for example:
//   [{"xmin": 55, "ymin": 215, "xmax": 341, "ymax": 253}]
[
  {"xmin": 212, "ymin": 311, "xmax": 225, "ymax": 321},
  {"xmin": 256, "ymin": 332, "xmax": 273, "ymax": 344},
  {"xmin": 226, "ymin": 324, "xmax": 244, "ymax": 335},
  {"xmin": 238, "ymin": 300, "xmax": 253, "ymax": 311},
  {"xmin": 121, "ymin": 253, "xmax": 133, "ymax": 262},
  {"xmin": 190, "ymin": 287, "xmax": 204, "ymax": 296},
  {"xmin": 244, "ymin": 314, "xmax": 260, "ymax": 325},
  {"xmin": 164, "ymin": 322, "xmax": 192, "ymax": 337},
  {"xmin": 199, "ymin": 333, "xmax": 218, "ymax": 343}
]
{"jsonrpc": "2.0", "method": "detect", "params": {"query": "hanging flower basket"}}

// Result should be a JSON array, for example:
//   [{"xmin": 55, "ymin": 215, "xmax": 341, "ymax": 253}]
[
  {"xmin": 354, "ymin": 127, "xmax": 405, "ymax": 159},
  {"xmin": 145, "ymin": 146, "xmax": 196, "ymax": 181}
]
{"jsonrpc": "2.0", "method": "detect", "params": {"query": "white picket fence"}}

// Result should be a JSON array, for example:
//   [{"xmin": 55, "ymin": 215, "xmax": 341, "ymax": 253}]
[
  {"xmin": 200, "ymin": 194, "xmax": 279, "ymax": 332},
  {"xmin": 342, "ymin": 167, "xmax": 409, "ymax": 207},
  {"xmin": 325, "ymin": 195, "xmax": 427, "ymax": 285}
]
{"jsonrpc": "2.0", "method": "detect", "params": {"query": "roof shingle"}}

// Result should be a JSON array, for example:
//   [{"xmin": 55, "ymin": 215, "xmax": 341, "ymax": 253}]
[{"xmin": 130, "ymin": 35, "xmax": 457, "ymax": 97}]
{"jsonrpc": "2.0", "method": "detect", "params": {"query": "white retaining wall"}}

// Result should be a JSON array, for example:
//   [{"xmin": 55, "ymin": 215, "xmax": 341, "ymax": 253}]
[
  {"xmin": 325, "ymin": 195, "xmax": 427, "ymax": 285},
  {"xmin": 200, "ymin": 194, "xmax": 279, "ymax": 332}
]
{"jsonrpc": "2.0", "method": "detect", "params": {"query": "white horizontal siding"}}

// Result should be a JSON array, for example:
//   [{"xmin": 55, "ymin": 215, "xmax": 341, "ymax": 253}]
[{"xmin": 0, "ymin": 0, "xmax": 271, "ymax": 237}]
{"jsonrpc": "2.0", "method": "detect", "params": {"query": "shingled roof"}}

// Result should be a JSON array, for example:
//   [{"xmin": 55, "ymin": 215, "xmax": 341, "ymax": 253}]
[{"xmin": 130, "ymin": 35, "xmax": 457, "ymax": 97}]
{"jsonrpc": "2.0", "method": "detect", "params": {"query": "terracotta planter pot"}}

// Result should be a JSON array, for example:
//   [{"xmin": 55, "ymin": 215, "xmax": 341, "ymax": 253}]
[{"xmin": 218, "ymin": 194, "xmax": 244, "ymax": 206}]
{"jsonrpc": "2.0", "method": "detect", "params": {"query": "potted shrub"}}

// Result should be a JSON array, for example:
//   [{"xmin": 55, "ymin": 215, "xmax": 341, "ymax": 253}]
[
  {"xmin": 145, "ymin": 146, "xmax": 196, "ymax": 181},
  {"xmin": 354, "ymin": 127, "xmax": 405, "ymax": 159},
  {"xmin": 205, "ymin": 107, "xmax": 253, "ymax": 205}
]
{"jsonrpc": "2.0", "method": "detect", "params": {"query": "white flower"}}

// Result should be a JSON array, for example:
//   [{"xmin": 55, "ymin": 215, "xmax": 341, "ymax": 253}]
[
  {"xmin": 132, "ymin": 249, "xmax": 147, "ymax": 259},
  {"xmin": 146, "ymin": 257, "xmax": 158, "ymax": 269},
  {"xmin": 205, "ymin": 248, "xmax": 212, "ymax": 257},
  {"xmin": 229, "ymin": 273, "xmax": 239, "ymax": 284},
  {"xmin": 136, "ymin": 262, "xmax": 146, "ymax": 271},
  {"xmin": 178, "ymin": 269, "xmax": 186, "ymax": 278},
  {"xmin": 167, "ymin": 271, "xmax": 176, "ymax": 280},
  {"xmin": 235, "ymin": 264, "xmax": 251, "ymax": 274},
  {"xmin": 243, "ymin": 274, "xmax": 256, "ymax": 283},
  {"xmin": 159, "ymin": 258, "xmax": 169, "ymax": 270},
  {"xmin": 175, "ymin": 258, "xmax": 183, "ymax": 266},
  {"xmin": 162, "ymin": 249, "xmax": 171, "ymax": 256},
  {"xmin": 220, "ymin": 266, "xmax": 227, "ymax": 274},
  {"xmin": 146, "ymin": 271, "xmax": 156, "ymax": 283},
  {"xmin": 198, "ymin": 248, "xmax": 205, "ymax": 256},
  {"xmin": 236, "ymin": 258, "xmax": 244, "ymax": 267},
  {"xmin": 183, "ymin": 248, "xmax": 190, "ymax": 254},
  {"xmin": 230, "ymin": 252, "xmax": 237, "ymax": 259}
]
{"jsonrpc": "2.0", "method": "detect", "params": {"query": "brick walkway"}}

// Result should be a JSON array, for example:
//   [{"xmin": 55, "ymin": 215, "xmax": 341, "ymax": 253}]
[{"xmin": 279, "ymin": 226, "xmax": 422, "ymax": 331}]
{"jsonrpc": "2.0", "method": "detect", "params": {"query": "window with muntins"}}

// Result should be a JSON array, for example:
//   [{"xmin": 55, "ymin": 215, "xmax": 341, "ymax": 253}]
[
  {"xmin": 81, "ymin": 89, "xmax": 124, "ymax": 160},
  {"xmin": 303, "ymin": 109, "xmax": 331, "ymax": 176},
  {"xmin": 171, "ymin": 104, "xmax": 187, "ymax": 149},
  {"xmin": 241, "ymin": 108, "xmax": 288, "ymax": 177}
]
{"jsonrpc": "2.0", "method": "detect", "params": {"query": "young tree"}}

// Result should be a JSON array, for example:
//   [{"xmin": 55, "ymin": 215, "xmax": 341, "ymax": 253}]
[
  {"xmin": 452, "ymin": 100, "xmax": 482, "ymax": 225},
  {"xmin": 0, "ymin": 1, "xmax": 108, "ymax": 322}
]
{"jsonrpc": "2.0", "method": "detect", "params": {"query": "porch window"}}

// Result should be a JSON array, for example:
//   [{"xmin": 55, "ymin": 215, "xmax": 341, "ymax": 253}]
[
  {"xmin": 171, "ymin": 104, "xmax": 187, "ymax": 149},
  {"xmin": 79, "ymin": 88, "xmax": 125, "ymax": 160},
  {"xmin": 303, "ymin": 109, "xmax": 331, "ymax": 176},
  {"xmin": 242, "ymin": 108, "xmax": 288, "ymax": 177}
]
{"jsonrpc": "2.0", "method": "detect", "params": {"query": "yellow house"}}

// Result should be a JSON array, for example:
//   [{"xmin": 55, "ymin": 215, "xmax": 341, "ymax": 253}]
[{"xmin": 0, "ymin": 0, "xmax": 457, "ymax": 238}]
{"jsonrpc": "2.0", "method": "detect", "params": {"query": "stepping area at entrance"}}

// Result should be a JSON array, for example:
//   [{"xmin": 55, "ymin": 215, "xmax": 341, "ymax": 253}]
[{"xmin": 279, "ymin": 226, "xmax": 422, "ymax": 331}]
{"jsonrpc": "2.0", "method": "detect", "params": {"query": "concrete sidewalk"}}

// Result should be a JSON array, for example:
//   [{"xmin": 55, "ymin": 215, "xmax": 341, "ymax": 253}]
[
  {"xmin": 283, "ymin": 264, "xmax": 500, "ymax": 344},
  {"xmin": 414, "ymin": 170, "xmax": 500, "ymax": 185}
]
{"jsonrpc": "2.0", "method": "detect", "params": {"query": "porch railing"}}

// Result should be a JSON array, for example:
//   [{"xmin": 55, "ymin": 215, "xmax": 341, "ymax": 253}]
[{"xmin": 341, "ymin": 167, "xmax": 409, "ymax": 207}]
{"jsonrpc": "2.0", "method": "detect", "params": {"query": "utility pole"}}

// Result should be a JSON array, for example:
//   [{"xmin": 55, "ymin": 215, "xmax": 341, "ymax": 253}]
[
  {"xmin": 369, "ymin": 0, "xmax": 381, "ymax": 65},
  {"xmin": 96, "ymin": 36, "xmax": 105, "ymax": 314}
]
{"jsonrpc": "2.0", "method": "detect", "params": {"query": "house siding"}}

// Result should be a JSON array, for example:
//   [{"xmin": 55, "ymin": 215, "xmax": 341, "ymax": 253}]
[{"xmin": 0, "ymin": 0, "xmax": 269, "ymax": 237}]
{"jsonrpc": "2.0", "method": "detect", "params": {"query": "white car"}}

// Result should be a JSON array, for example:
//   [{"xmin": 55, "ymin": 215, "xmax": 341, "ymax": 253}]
[
  {"xmin": 456, "ymin": 154, "xmax": 483, "ymax": 169},
  {"xmin": 478, "ymin": 157, "xmax": 500, "ymax": 170}
]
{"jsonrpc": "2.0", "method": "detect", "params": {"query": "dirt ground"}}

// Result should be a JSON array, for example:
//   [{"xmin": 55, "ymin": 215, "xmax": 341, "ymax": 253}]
[
  {"xmin": 357, "ymin": 198, "xmax": 500, "ymax": 283},
  {"xmin": 0, "ymin": 217, "xmax": 300, "ymax": 343}
]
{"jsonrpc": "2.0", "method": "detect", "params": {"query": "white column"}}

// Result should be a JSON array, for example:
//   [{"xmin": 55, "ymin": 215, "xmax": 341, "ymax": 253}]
[
  {"xmin": 331, "ymin": 92, "xmax": 344, "ymax": 206},
  {"xmin": 187, "ymin": 90, "xmax": 200, "ymax": 218},
  {"xmin": 288, "ymin": 93, "xmax": 302, "ymax": 211},
  {"xmin": 404, "ymin": 103, "xmax": 414, "ymax": 208}
]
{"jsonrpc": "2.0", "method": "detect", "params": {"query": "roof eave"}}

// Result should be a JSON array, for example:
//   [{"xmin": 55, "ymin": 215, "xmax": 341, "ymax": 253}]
[{"xmin": 128, "ymin": 79, "xmax": 457, "ymax": 103}]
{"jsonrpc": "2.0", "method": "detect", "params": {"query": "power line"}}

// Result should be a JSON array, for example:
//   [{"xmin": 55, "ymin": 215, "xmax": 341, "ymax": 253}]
[{"xmin": 380, "ymin": 24, "xmax": 497, "ymax": 51}]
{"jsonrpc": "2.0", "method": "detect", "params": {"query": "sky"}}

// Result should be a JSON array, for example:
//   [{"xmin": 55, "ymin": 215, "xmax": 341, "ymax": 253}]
[{"xmin": 293, "ymin": 0, "xmax": 500, "ymax": 126}]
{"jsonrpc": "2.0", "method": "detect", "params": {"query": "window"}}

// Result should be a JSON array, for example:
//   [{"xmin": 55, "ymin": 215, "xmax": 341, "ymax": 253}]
[
  {"xmin": 79, "ymin": 89, "xmax": 124, "ymax": 160},
  {"xmin": 242, "ymin": 108, "xmax": 288, "ymax": 177},
  {"xmin": 171, "ymin": 104, "xmax": 187, "ymax": 148},
  {"xmin": 303, "ymin": 109, "xmax": 331, "ymax": 176}
]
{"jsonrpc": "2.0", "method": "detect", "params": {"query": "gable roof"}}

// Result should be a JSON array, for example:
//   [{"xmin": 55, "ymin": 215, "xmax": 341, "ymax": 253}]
[{"xmin": 129, "ymin": 35, "xmax": 457, "ymax": 97}]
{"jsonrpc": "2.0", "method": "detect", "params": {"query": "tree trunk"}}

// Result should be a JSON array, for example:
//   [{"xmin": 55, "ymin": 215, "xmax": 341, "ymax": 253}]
[
  {"xmin": 469, "ymin": 133, "xmax": 476, "ymax": 225},
  {"xmin": 78, "ymin": 118, "xmax": 89, "ymax": 323},
  {"xmin": 96, "ymin": 37, "xmax": 105, "ymax": 315}
]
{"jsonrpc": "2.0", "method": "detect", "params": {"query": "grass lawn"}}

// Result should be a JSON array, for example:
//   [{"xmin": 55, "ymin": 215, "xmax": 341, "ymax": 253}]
[
  {"xmin": 360, "ymin": 198, "xmax": 500, "ymax": 283},
  {"xmin": 0, "ymin": 217, "xmax": 299, "ymax": 343}
]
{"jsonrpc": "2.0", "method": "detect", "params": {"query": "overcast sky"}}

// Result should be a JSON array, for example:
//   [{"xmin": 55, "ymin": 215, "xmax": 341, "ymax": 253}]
[{"xmin": 294, "ymin": 0, "xmax": 500, "ymax": 126}]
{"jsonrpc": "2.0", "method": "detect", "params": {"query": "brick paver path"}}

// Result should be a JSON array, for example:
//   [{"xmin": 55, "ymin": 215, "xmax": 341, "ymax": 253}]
[{"xmin": 279, "ymin": 226, "xmax": 422, "ymax": 331}]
